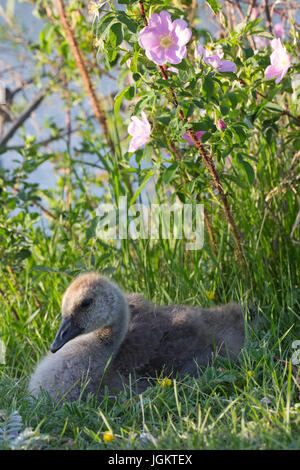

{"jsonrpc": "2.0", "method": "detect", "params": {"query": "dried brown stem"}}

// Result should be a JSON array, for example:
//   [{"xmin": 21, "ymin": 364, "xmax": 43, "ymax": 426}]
[
  {"xmin": 56, "ymin": 0, "xmax": 114, "ymax": 153},
  {"xmin": 3, "ymin": 123, "xmax": 85, "ymax": 150},
  {"xmin": 32, "ymin": 200, "xmax": 58, "ymax": 222},
  {"xmin": 0, "ymin": 88, "xmax": 46, "ymax": 148},
  {"xmin": 56, "ymin": 0, "xmax": 134, "ymax": 197}
]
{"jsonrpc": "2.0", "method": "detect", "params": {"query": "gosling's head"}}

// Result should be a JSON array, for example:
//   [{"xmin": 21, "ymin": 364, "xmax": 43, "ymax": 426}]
[{"xmin": 50, "ymin": 273, "xmax": 128, "ymax": 353}]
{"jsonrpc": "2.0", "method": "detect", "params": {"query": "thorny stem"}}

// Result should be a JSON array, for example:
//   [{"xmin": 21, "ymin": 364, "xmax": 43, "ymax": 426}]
[
  {"xmin": 167, "ymin": 140, "xmax": 219, "ymax": 257},
  {"xmin": 186, "ymin": 128, "xmax": 247, "ymax": 269},
  {"xmin": 139, "ymin": 0, "xmax": 147, "ymax": 24},
  {"xmin": 139, "ymin": 1, "xmax": 248, "ymax": 271}
]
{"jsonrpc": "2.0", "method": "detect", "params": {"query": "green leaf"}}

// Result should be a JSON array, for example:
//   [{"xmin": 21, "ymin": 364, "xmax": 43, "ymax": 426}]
[
  {"xmin": 110, "ymin": 22, "xmax": 123, "ymax": 48},
  {"xmin": 249, "ymin": 27, "xmax": 273, "ymax": 39},
  {"xmin": 205, "ymin": 0, "xmax": 221, "ymax": 14},
  {"xmin": 86, "ymin": 217, "xmax": 100, "ymax": 240},
  {"xmin": 215, "ymin": 373, "xmax": 237, "ymax": 384},
  {"xmin": 241, "ymin": 160, "xmax": 255, "ymax": 185},
  {"xmin": 42, "ymin": 23, "xmax": 56, "ymax": 41},
  {"xmin": 124, "ymin": 86, "xmax": 135, "ymax": 100},
  {"xmin": 97, "ymin": 14, "xmax": 116, "ymax": 39},
  {"xmin": 232, "ymin": 124, "xmax": 247, "ymax": 144},
  {"xmin": 114, "ymin": 86, "xmax": 131, "ymax": 116},
  {"xmin": 264, "ymin": 103, "xmax": 283, "ymax": 113},
  {"xmin": 227, "ymin": 92, "xmax": 239, "ymax": 108},
  {"xmin": 132, "ymin": 73, "xmax": 141, "ymax": 82},
  {"xmin": 157, "ymin": 115, "xmax": 171, "ymax": 126},
  {"xmin": 200, "ymin": 131, "xmax": 211, "ymax": 143},
  {"xmin": 130, "ymin": 169, "xmax": 154, "ymax": 205},
  {"xmin": 203, "ymin": 75, "xmax": 215, "ymax": 99},
  {"xmin": 162, "ymin": 164, "xmax": 178, "ymax": 184},
  {"xmin": 116, "ymin": 12, "xmax": 137, "ymax": 33},
  {"xmin": 15, "ymin": 248, "xmax": 31, "ymax": 261},
  {"xmin": 133, "ymin": 94, "xmax": 152, "ymax": 115},
  {"xmin": 120, "ymin": 52, "xmax": 131, "ymax": 66},
  {"xmin": 31, "ymin": 265, "xmax": 56, "ymax": 273},
  {"xmin": 143, "ymin": 144, "xmax": 154, "ymax": 164},
  {"xmin": 237, "ymin": 154, "xmax": 255, "ymax": 185},
  {"xmin": 39, "ymin": 23, "xmax": 55, "ymax": 53},
  {"xmin": 193, "ymin": 120, "xmax": 215, "ymax": 131}
]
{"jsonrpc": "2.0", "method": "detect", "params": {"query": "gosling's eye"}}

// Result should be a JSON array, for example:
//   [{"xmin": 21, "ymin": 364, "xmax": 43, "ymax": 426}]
[{"xmin": 80, "ymin": 298, "xmax": 93, "ymax": 309}]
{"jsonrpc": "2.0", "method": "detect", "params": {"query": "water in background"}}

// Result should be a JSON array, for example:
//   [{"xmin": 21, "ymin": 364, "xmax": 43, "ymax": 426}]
[
  {"xmin": 0, "ymin": 0, "xmax": 117, "ymax": 190},
  {"xmin": 0, "ymin": 1, "xmax": 296, "ymax": 193}
]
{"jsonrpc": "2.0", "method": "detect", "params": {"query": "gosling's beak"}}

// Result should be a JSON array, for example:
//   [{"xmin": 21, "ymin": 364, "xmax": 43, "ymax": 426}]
[{"xmin": 50, "ymin": 316, "xmax": 83, "ymax": 353}]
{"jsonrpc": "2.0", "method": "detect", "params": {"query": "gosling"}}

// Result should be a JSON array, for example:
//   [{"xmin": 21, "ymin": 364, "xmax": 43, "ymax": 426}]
[{"xmin": 28, "ymin": 273, "xmax": 252, "ymax": 402}]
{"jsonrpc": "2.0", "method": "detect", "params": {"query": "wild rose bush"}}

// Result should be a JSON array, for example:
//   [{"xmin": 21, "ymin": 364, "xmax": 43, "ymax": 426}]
[
  {"xmin": 1, "ymin": 2, "xmax": 300, "ymax": 451},
  {"xmin": 91, "ymin": 0, "xmax": 300, "ymax": 267},
  {"xmin": 1, "ymin": 0, "xmax": 299, "ymax": 279},
  {"xmin": 95, "ymin": 1, "xmax": 299, "ymax": 159}
]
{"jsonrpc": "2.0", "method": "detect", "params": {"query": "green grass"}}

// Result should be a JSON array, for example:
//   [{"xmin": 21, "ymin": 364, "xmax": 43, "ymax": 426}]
[
  {"xmin": 0, "ymin": 223, "xmax": 299, "ymax": 449},
  {"xmin": 0, "ymin": 87, "xmax": 299, "ymax": 450},
  {"xmin": 0, "ymin": 0, "xmax": 299, "ymax": 451}
]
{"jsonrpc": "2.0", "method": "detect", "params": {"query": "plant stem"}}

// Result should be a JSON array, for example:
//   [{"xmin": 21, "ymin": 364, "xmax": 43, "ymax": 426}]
[
  {"xmin": 56, "ymin": 0, "xmax": 114, "ymax": 153},
  {"xmin": 0, "ymin": 89, "xmax": 46, "ymax": 148},
  {"xmin": 56, "ymin": 0, "xmax": 134, "ymax": 198},
  {"xmin": 139, "ymin": 1, "xmax": 248, "ymax": 272},
  {"xmin": 204, "ymin": 208, "xmax": 218, "ymax": 259}
]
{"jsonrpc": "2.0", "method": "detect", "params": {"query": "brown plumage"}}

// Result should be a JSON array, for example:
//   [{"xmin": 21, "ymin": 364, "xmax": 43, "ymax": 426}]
[{"xmin": 28, "ymin": 273, "xmax": 251, "ymax": 402}]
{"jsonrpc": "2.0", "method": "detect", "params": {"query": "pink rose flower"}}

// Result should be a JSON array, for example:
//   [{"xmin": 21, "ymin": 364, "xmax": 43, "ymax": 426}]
[
  {"xmin": 183, "ymin": 130, "xmax": 205, "ymax": 145},
  {"xmin": 271, "ymin": 38, "xmax": 282, "ymax": 50},
  {"xmin": 274, "ymin": 22, "xmax": 284, "ymax": 38},
  {"xmin": 197, "ymin": 44, "xmax": 237, "ymax": 73},
  {"xmin": 138, "ymin": 10, "xmax": 192, "ymax": 66},
  {"xmin": 128, "ymin": 112, "xmax": 151, "ymax": 152},
  {"xmin": 254, "ymin": 36, "xmax": 268, "ymax": 50},
  {"xmin": 217, "ymin": 119, "xmax": 226, "ymax": 131},
  {"xmin": 168, "ymin": 66, "xmax": 179, "ymax": 74},
  {"xmin": 265, "ymin": 38, "xmax": 290, "ymax": 84},
  {"xmin": 250, "ymin": 7, "xmax": 259, "ymax": 21}
]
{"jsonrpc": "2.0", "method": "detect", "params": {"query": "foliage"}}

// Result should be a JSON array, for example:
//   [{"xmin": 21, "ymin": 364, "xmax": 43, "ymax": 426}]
[
  {"xmin": 0, "ymin": 409, "xmax": 49, "ymax": 449},
  {"xmin": 0, "ymin": 0, "xmax": 299, "ymax": 450}
]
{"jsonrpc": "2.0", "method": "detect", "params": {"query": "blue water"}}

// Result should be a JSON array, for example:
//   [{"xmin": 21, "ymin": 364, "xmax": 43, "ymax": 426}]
[
  {"xmin": 0, "ymin": 0, "xmax": 117, "ymax": 190},
  {"xmin": 1, "ymin": 0, "xmax": 297, "ymax": 193}
]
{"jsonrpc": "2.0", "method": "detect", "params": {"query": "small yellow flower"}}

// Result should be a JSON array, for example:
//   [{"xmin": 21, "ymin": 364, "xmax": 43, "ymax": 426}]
[
  {"xmin": 158, "ymin": 378, "xmax": 172, "ymax": 387},
  {"xmin": 247, "ymin": 370, "xmax": 253, "ymax": 376},
  {"xmin": 206, "ymin": 290, "xmax": 215, "ymax": 300},
  {"xmin": 103, "ymin": 430, "xmax": 115, "ymax": 443}
]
